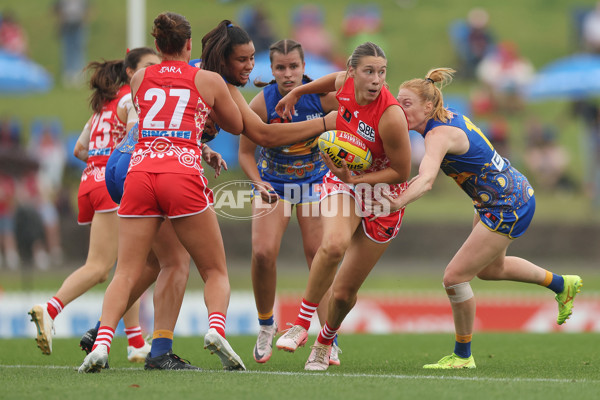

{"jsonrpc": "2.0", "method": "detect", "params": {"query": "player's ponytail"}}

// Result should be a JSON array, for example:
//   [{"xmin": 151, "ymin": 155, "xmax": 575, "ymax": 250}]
[
  {"xmin": 86, "ymin": 59, "xmax": 127, "ymax": 113},
  {"xmin": 400, "ymin": 67, "xmax": 455, "ymax": 123}
]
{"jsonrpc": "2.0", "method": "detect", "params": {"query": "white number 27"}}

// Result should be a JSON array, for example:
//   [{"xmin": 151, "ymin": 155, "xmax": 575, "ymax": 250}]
[{"xmin": 143, "ymin": 88, "xmax": 190, "ymax": 129}]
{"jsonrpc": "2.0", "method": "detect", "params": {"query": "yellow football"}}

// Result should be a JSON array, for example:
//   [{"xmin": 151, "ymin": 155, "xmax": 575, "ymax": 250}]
[{"xmin": 317, "ymin": 130, "xmax": 373, "ymax": 171}]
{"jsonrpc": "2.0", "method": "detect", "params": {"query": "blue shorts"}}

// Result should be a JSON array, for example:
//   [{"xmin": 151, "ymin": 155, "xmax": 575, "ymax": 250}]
[
  {"xmin": 478, "ymin": 195, "xmax": 535, "ymax": 239},
  {"xmin": 255, "ymin": 151, "xmax": 327, "ymax": 204},
  {"xmin": 105, "ymin": 149, "xmax": 132, "ymax": 204}
]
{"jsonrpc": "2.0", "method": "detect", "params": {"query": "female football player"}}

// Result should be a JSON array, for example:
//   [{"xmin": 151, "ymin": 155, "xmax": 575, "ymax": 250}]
[
  {"xmin": 367, "ymin": 67, "xmax": 582, "ymax": 369},
  {"xmin": 29, "ymin": 47, "xmax": 159, "ymax": 363},
  {"xmin": 238, "ymin": 39, "xmax": 339, "ymax": 364},
  {"xmin": 274, "ymin": 42, "xmax": 412, "ymax": 371}
]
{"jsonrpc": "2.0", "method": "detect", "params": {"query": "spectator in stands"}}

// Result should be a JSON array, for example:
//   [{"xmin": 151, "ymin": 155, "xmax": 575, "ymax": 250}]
[
  {"xmin": 463, "ymin": 8, "xmax": 495, "ymax": 78},
  {"xmin": 292, "ymin": 5, "xmax": 343, "ymax": 68},
  {"xmin": 342, "ymin": 3, "xmax": 387, "ymax": 57},
  {"xmin": 34, "ymin": 125, "xmax": 65, "ymax": 265},
  {"xmin": 524, "ymin": 117, "xmax": 574, "ymax": 193},
  {"xmin": 238, "ymin": 4, "xmax": 275, "ymax": 53},
  {"xmin": 53, "ymin": 0, "xmax": 89, "ymax": 87},
  {"xmin": 0, "ymin": 9, "xmax": 28, "ymax": 57},
  {"xmin": 0, "ymin": 172, "xmax": 19, "ymax": 270},
  {"xmin": 582, "ymin": 2, "xmax": 600, "ymax": 53},
  {"xmin": 476, "ymin": 41, "xmax": 534, "ymax": 113}
]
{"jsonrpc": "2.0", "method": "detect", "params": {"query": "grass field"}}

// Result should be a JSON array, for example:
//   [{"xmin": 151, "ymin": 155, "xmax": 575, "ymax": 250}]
[{"xmin": 1, "ymin": 333, "xmax": 599, "ymax": 400}]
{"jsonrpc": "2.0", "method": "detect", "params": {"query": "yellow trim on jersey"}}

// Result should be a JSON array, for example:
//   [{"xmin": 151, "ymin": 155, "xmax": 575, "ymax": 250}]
[{"xmin": 463, "ymin": 115, "xmax": 494, "ymax": 150}]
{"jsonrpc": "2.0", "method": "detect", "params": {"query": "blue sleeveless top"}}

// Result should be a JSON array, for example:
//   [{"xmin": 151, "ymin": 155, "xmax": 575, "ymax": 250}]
[
  {"xmin": 424, "ymin": 111, "xmax": 534, "ymax": 211},
  {"xmin": 261, "ymin": 80, "xmax": 325, "ymax": 157}
]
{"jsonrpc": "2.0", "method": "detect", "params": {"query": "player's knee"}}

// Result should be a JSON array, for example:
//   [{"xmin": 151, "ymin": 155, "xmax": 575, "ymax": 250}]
[
  {"xmin": 97, "ymin": 269, "xmax": 110, "ymax": 284},
  {"xmin": 320, "ymin": 238, "xmax": 349, "ymax": 262},
  {"xmin": 252, "ymin": 246, "xmax": 278, "ymax": 268},
  {"xmin": 331, "ymin": 289, "xmax": 356, "ymax": 310},
  {"xmin": 444, "ymin": 281, "xmax": 474, "ymax": 303}
]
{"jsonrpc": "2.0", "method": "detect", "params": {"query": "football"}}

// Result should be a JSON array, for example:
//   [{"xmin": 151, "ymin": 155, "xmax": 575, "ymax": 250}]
[{"xmin": 317, "ymin": 130, "xmax": 373, "ymax": 171}]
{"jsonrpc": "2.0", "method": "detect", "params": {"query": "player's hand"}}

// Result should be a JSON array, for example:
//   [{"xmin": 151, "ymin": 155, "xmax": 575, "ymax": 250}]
[
  {"xmin": 201, "ymin": 115, "xmax": 220, "ymax": 143},
  {"xmin": 365, "ymin": 187, "xmax": 397, "ymax": 221},
  {"xmin": 321, "ymin": 154, "xmax": 354, "ymax": 184},
  {"xmin": 275, "ymin": 91, "xmax": 300, "ymax": 121},
  {"xmin": 254, "ymin": 181, "xmax": 279, "ymax": 204},
  {"xmin": 202, "ymin": 145, "xmax": 228, "ymax": 178}
]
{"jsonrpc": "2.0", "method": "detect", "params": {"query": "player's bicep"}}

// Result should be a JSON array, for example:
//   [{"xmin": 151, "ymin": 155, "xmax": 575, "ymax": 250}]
[
  {"xmin": 249, "ymin": 92, "xmax": 268, "ymax": 122},
  {"xmin": 210, "ymin": 78, "xmax": 243, "ymax": 134},
  {"xmin": 379, "ymin": 106, "xmax": 411, "ymax": 180},
  {"xmin": 419, "ymin": 132, "xmax": 451, "ymax": 180}
]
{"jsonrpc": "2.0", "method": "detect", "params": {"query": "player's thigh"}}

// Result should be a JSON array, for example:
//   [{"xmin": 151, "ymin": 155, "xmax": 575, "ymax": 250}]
[
  {"xmin": 333, "ymin": 230, "xmax": 390, "ymax": 296},
  {"xmin": 250, "ymin": 198, "xmax": 290, "ymax": 252},
  {"xmin": 169, "ymin": 210, "xmax": 226, "ymax": 276},
  {"xmin": 86, "ymin": 211, "xmax": 118, "ymax": 267},
  {"xmin": 445, "ymin": 222, "xmax": 511, "ymax": 283},
  {"xmin": 296, "ymin": 203, "xmax": 323, "ymax": 259},
  {"xmin": 152, "ymin": 218, "xmax": 190, "ymax": 269}
]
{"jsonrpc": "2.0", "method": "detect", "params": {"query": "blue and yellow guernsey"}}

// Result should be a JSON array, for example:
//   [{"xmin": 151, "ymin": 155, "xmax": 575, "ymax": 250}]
[
  {"xmin": 262, "ymin": 80, "xmax": 325, "ymax": 156},
  {"xmin": 423, "ymin": 111, "xmax": 534, "ymax": 212},
  {"xmin": 257, "ymin": 80, "xmax": 327, "ymax": 182}
]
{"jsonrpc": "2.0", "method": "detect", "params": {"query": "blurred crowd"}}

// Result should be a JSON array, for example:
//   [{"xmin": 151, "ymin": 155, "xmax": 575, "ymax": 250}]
[{"xmin": 0, "ymin": 116, "xmax": 83, "ymax": 271}]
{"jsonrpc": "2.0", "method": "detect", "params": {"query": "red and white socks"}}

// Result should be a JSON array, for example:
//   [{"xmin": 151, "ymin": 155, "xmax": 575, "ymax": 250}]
[
  {"xmin": 209, "ymin": 312, "xmax": 227, "ymax": 338},
  {"xmin": 92, "ymin": 326, "xmax": 115, "ymax": 353},
  {"xmin": 316, "ymin": 321, "xmax": 339, "ymax": 346},
  {"xmin": 124, "ymin": 326, "xmax": 146, "ymax": 348},
  {"xmin": 46, "ymin": 297, "xmax": 64, "ymax": 320},
  {"xmin": 294, "ymin": 299, "xmax": 319, "ymax": 330}
]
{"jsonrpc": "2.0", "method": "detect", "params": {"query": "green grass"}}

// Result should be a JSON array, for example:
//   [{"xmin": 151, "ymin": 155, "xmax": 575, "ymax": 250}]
[
  {"xmin": 2, "ymin": 257, "xmax": 599, "ymax": 294},
  {"xmin": 1, "ymin": 334, "xmax": 599, "ymax": 400}
]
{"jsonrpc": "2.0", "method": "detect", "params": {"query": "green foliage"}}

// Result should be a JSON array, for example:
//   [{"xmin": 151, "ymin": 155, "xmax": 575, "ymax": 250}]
[{"xmin": 2, "ymin": 334, "xmax": 599, "ymax": 400}]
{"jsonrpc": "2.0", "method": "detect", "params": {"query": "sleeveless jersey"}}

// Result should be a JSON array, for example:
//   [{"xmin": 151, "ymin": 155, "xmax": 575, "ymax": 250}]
[
  {"xmin": 334, "ymin": 77, "xmax": 406, "ymax": 197},
  {"xmin": 262, "ymin": 80, "xmax": 325, "ymax": 156},
  {"xmin": 424, "ymin": 111, "xmax": 534, "ymax": 211},
  {"xmin": 130, "ymin": 60, "xmax": 211, "ymax": 175},
  {"xmin": 79, "ymin": 84, "xmax": 129, "ymax": 195}
]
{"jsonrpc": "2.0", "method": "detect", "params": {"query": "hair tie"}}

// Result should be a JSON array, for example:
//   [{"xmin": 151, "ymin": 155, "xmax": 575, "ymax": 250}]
[
  {"xmin": 126, "ymin": 48, "xmax": 130, "ymax": 53},
  {"xmin": 227, "ymin": 23, "xmax": 233, "ymax": 28},
  {"xmin": 426, "ymin": 78, "xmax": 435, "ymax": 84}
]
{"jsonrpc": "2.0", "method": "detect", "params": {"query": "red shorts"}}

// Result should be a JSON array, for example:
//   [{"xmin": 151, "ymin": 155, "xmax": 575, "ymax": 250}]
[
  {"xmin": 320, "ymin": 173, "xmax": 405, "ymax": 243},
  {"xmin": 118, "ymin": 171, "xmax": 213, "ymax": 218},
  {"xmin": 77, "ymin": 185, "xmax": 119, "ymax": 225}
]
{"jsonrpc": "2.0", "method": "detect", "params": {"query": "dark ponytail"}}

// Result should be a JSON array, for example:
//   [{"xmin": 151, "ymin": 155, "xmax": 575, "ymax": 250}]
[
  {"xmin": 201, "ymin": 20, "xmax": 251, "ymax": 78},
  {"xmin": 86, "ymin": 59, "xmax": 126, "ymax": 113}
]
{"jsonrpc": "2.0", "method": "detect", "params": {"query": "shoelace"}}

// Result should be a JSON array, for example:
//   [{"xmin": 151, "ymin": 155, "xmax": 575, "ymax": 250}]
[
  {"xmin": 308, "ymin": 344, "xmax": 330, "ymax": 364},
  {"xmin": 284, "ymin": 325, "xmax": 306, "ymax": 342}
]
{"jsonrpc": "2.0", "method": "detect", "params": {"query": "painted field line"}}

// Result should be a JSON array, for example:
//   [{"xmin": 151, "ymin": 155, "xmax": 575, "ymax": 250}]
[{"xmin": 1, "ymin": 365, "xmax": 598, "ymax": 384}]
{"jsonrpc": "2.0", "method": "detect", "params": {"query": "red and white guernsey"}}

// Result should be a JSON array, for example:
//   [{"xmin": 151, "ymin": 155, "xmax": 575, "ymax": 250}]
[
  {"xmin": 79, "ymin": 84, "xmax": 129, "ymax": 195},
  {"xmin": 130, "ymin": 60, "xmax": 211, "ymax": 175},
  {"xmin": 334, "ymin": 77, "xmax": 407, "ymax": 197}
]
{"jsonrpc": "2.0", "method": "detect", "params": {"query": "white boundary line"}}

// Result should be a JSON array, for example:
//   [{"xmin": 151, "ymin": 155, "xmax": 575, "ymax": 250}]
[{"xmin": 1, "ymin": 365, "xmax": 598, "ymax": 384}]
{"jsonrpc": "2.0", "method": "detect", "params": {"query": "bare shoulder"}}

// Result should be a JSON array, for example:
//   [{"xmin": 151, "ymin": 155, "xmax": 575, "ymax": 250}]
[
  {"xmin": 130, "ymin": 68, "xmax": 146, "ymax": 93},
  {"xmin": 380, "ymin": 104, "xmax": 408, "ymax": 130}
]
